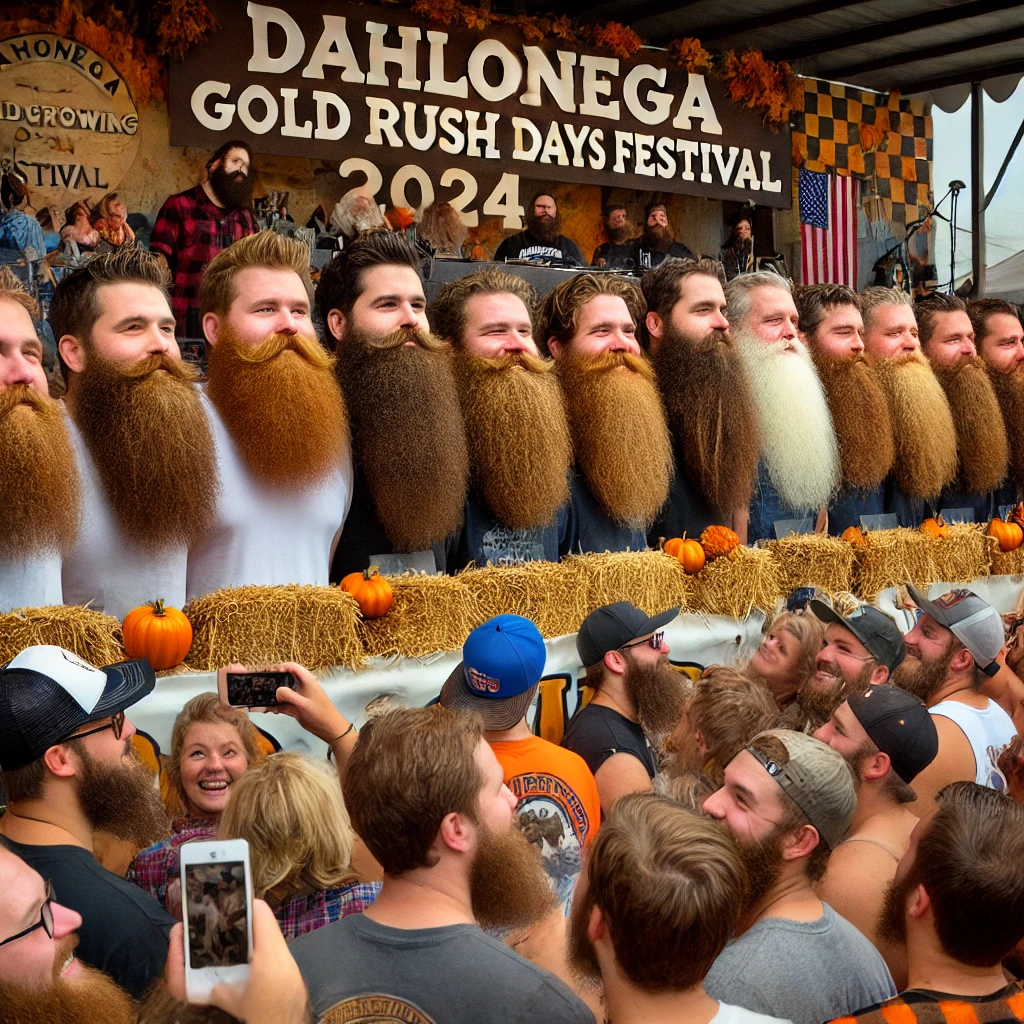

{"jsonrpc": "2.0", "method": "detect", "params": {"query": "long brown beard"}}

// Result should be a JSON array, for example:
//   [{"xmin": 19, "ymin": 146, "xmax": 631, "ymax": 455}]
[
  {"xmin": 73, "ymin": 353, "xmax": 217, "ymax": 552},
  {"xmin": 453, "ymin": 350, "xmax": 571, "ymax": 530},
  {"xmin": 871, "ymin": 354, "xmax": 958, "ymax": 499},
  {"xmin": 0, "ymin": 385, "xmax": 80, "ymax": 559},
  {"xmin": 642, "ymin": 223, "xmax": 674, "ymax": 253},
  {"xmin": 892, "ymin": 638, "xmax": 956, "ymax": 704},
  {"xmin": 471, "ymin": 819, "xmax": 558, "ymax": 932},
  {"xmin": 337, "ymin": 328, "xmax": 468, "ymax": 550},
  {"xmin": 988, "ymin": 366, "xmax": 1024, "ymax": 491},
  {"xmin": 0, "ymin": 938, "xmax": 136, "ymax": 1024},
  {"xmin": 526, "ymin": 212, "xmax": 561, "ymax": 244},
  {"xmin": 736, "ymin": 826, "xmax": 786, "ymax": 916},
  {"xmin": 623, "ymin": 654, "xmax": 688, "ymax": 744},
  {"xmin": 607, "ymin": 224, "xmax": 632, "ymax": 244},
  {"xmin": 810, "ymin": 351, "xmax": 895, "ymax": 491},
  {"xmin": 931, "ymin": 357, "xmax": 1009, "ymax": 495},
  {"xmin": 557, "ymin": 349, "xmax": 673, "ymax": 527},
  {"xmin": 656, "ymin": 326, "xmax": 760, "ymax": 513},
  {"xmin": 206, "ymin": 330, "xmax": 349, "ymax": 490}
]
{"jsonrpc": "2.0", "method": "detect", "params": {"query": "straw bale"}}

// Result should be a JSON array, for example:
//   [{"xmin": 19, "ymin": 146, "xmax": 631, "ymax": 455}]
[
  {"xmin": 359, "ymin": 574, "xmax": 483, "ymax": 659},
  {"xmin": 0, "ymin": 605, "xmax": 124, "ymax": 666},
  {"xmin": 571, "ymin": 550, "xmax": 692, "ymax": 620},
  {"xmin": 852, "ymin": 525, "xmax": 990, "ymax": 602},
  {"xmin": 988, "ymin": 535, "xmax": 1024, "ymax": 577},
  {"xmin": 691, "ymin": 546, "xmax": 783, "ymax": 619},
  {"xmin": 184, "ymin": 585, "xmax": 364, "ymax": 671},
  {"xmin": 767, "ymin": 534, "xmax": 856, "ymax": 597}
]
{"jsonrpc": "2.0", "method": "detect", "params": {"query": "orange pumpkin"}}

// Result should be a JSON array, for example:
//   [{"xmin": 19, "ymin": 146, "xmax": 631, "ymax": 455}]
[
  {"xmin": 664, "ymin": 537, "xmax": 705, "ymax": 574},
  {"xmin": 920, "ymin": 516, "xmax": 952, "ymax": 540},
  {"xmin": 700, "ymin": 525, "xmax": 741, "ymax": 560},
  {"xmin": 122, "ymin": 600, "xmax": 193, "ymax": 671},
  {"xmin": 841, "ymin": 525, "xmax": 868, "ymax": 547},
  {"xmin": 340, "ymin": 566, "xmax": 394, "ymax": 618},
  {"xmin": 989, "ymin": 517, "xmax": 1024, "ymax": 553}
]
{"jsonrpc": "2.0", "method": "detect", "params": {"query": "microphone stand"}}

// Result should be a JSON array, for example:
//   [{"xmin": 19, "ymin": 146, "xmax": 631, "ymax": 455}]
[{"xmin": 902, "ymin": 181, "xmax": 961, "ymax": 295}]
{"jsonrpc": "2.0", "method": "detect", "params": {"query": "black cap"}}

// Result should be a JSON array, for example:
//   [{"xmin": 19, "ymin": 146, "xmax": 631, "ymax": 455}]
[
  {"xmin": 810, "ymin": 600, "xmax": 906, "ymax": 674},
  {"xmin": 847, "ymin": 685, "xmax": 939, "ymax": 785},
  {"xmin": 576, "ymin": 602, "xmax": 679, "ymax": 668},
  {"xmin": 0, "ymin": 645, "xmax": 155, "ymax": 771}
]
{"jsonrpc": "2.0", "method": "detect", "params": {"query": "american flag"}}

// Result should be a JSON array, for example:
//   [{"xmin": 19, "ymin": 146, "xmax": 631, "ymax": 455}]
[{"xmin": 799, "ymin": 168, "xmax": 859, "ymax": 286}]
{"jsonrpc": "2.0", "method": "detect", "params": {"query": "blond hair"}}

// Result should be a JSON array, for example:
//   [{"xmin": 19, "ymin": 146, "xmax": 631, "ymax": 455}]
[
  {"xmin": 860, "ymin": 286, "xmax": 914, "ymax": 333},
  {"xmin": 428, "ymin": 268, "xmax": 537, "ymax": 347},
  {"xmin": 0, "ymin": 266, "xmax": 39, "ymax": 319},
  {"xmin": 218, "ymin": 751, "xmax": 356, "ymax": 902},
  {"xmin": 200, "ymin": 230, "xmax": 313, "ymax": 319},
  {"xmin": 535, "ymin": 273, "xmax": 645, "ymax": 356},
  {"xmin": 766, "ymin": 610, "xmax": 825, "ymax": 687}
]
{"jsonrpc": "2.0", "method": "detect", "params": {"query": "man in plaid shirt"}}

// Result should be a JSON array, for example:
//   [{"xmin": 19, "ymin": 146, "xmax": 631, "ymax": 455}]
[{"xmin": 150, "ymin": 140, "xmax": 257, "ymax": 337}]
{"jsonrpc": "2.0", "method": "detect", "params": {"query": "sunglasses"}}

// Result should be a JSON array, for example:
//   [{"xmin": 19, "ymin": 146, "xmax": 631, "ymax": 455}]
[
  {"xmin": 0, "ymin": 880, "xmax": 54, "ymax": 948},
  {"xmin": 64, "ymin": 710, "xmax": 126, "ymax": 743},
  {"xmin": 620, "ymin": 631, "xmax": 666, "ymax": 652}
]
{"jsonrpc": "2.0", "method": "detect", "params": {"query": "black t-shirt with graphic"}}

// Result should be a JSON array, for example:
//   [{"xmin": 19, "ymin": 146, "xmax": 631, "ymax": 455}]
[
  {"xmin": 494, "ymin": 231, "xmax": 586, "ymax": 266},
  {"xmin": 561, "ymin": 703, "xmax": 657, "ymax": 779}
]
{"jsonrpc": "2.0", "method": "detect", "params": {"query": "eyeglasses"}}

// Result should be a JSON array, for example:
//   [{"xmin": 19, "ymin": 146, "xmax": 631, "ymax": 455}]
[
  {"xmin": 620, "ymin": 631, "xmax": 666, "ymax": 652},
  {"xmin": 0, "ymin": 880, "xmax": 55, "ymax": 948},
  {"xmin": 64, "ymin": 710, "xmax": 125, "ymax": 743}
]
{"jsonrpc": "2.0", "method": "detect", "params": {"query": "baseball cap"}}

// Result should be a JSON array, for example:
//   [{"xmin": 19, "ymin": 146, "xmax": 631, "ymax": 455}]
[
  {"xmin": 746, "ymin": 730, "xmax": 856, "ymax": 849},
  {"xmin": 439, "ymin": 615, "xmax": 547, "ymax": 731},
  {"xmin": 0, "ymin": 645, "xmax": 155, "ymax": 771},
  {"xmin": 906, "ymin": 585, "xmax": 1004, "ymax": 675},
  {"xmin": 846, "ymin": 685, "xmax": 938, "ymax": 785},
  {"xmin": 810, "ymin": 599, "xmax": 906, "ymax": 673},
  {"xmin": 576, "ymin": 602, "xmax": 679, "ymax": 669}
]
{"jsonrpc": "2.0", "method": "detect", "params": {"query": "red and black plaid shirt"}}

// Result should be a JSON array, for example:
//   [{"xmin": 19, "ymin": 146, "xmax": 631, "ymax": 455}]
[{"xmin": 150, "ymin": 184, "xmax": 256, "ymax": 336}]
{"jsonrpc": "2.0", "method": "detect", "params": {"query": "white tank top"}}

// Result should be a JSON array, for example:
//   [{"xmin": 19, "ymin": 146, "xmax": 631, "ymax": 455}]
[{"xmin": 929, "ymin": 698, "xmax": 1016, "ymax": 791}]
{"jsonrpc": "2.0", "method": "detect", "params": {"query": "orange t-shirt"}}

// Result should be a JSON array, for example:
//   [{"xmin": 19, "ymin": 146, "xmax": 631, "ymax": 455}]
[{"xmin": 489, "ymin": 735, "xmax": 601, "ymax": 911}]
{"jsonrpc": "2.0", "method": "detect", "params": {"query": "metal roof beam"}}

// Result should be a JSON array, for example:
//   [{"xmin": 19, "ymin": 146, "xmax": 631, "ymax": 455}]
[
  {"xmin": 693, "ymin": 0, "xmax": 875, "ymax": 45},
  {"xmin": 766, "ymin": 0, "xmax": 1023, "ymax": 63},
  {"xmin": 902, "ymin": 56, "xmax": 1024, "ymax": 94},
  {"xmin": 585, "ymin": 0, "xmax": 703, "ymax": 26}
]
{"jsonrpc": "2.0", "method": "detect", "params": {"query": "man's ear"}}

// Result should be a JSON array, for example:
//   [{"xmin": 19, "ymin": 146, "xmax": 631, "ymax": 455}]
[
  {"xmin": 547, "ymin": 336, "xmax": 563, "ymax": 360},
  {"xmin": 781, "ymin": 823, "xmax": 820, "ymax": 862},
  {"xmin": 202, "ymin": 313, "xmax": 221, "ymax": 347},
  {"xmin": 58, "ymin": 334, "xmax": 86, "ymax": 375},
  {"xmin": 603, "ymin": 649, "xmax": 627, "ymax": 676},
  {"xmin": 42, "ymin": 743, "xmax": 79, "ymax": 780},
  {"xmin": 326, "ymin": 309, "xmax": 346, "ymax": 344},
  {"xmin": 870, "ymin": 664, "xmax": 890, "ymax": 686},
  {"xmin": 437, "ymin": 809, "xmax": 475, "ymax": 855},
  {"xmin": 908, "ymin": 882, "xmax": 930, "ymax": 920},
  {"xmin": 587, "ymin": 902, "xmax": 606, "ymax": 944},
  {"xmin": 646, "ymin": 311, "xmax": 664, "ymax": 342},
  {"xmin": 950, "ymin": 647, "xmax": 975, "ymax": 675},
  {"xmin": 694, "ymin": 728, "xmax": 708, "ymax": 756},
  {"xmin": 862, "ymin": 750, "xmax": 890, "ymax": 783}
]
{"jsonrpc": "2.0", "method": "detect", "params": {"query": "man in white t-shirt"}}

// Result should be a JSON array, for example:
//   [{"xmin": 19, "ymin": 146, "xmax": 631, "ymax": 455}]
[
  {"xmin": 51, "ymin": 250, "xmax": 218, "ymax": 620},
  {"xmin": 0, "ymin": 272, "xmax": 79, "ymax": 612},
  {"xmin": 567, "ymin": 792, "xmax": 792, "ymax": 1024},
  {"xmin": 187, "ymin": 231, "xmax": 352, "ymax": 598},
  {"xmin": 894, "ymin": 586, "xmax": 1017, "ymax": 809}
]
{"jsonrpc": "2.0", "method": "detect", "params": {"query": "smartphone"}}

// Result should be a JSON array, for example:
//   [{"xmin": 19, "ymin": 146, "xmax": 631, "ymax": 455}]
[
  {"xmin": 218, "ymin": 669, "xmax": 295, "ymax": 709},
  {"xmin": 180, "ymin": 839, "xmax": 253, "ymax": 1003}
]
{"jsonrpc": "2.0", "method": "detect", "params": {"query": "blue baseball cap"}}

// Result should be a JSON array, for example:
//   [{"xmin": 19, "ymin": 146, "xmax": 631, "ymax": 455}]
[{"xmin": 439, "ymin": 615, "xmax": 547, "ymax": 730}]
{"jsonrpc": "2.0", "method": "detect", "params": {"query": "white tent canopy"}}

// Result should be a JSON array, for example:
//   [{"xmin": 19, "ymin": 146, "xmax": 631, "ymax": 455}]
[{"xmin": 983, "ymin": 248, "xmax": 1024, "ymax": 304}]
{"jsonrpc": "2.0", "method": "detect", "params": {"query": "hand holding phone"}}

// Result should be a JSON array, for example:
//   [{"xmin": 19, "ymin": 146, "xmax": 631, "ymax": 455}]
[{"xmin": 218, "ymin": 667, "xmax": 296, "ymax": 709}]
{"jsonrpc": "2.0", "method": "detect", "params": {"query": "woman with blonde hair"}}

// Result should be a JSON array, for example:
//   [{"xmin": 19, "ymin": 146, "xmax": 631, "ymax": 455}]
[
  {"xmin": 218, "ymin": 751, "xmax": 380, "ymax": 940},
  {"xmin": 743, "ymin": 609, "xmax": 824, "ymax": 711}
]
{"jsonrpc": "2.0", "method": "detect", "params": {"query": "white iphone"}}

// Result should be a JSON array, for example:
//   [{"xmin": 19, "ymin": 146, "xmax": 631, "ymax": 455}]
[{"xmin": 179, "ymin": 838, "xmax": 253, "ymax": 1003}]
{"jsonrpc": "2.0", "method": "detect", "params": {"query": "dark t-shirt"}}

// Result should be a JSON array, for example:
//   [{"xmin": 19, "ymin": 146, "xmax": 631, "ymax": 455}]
[
  {"xmin": 290, "ymin": 913, "xmax": 593, "ymax": 1024},
  {"xmin": 1, "ymin": 836, "xmax": 173, "ymax": 999},
  {"xmin": 828, "ymin": 483, "xmax": 886, "ymax": 535},
  {"xmin": 632, "ymin": 240, "xmax": 695, "ymax": 269},
  {"xmin": 567, "ymin": 472, "xmax": 648, "ymax": 555},
  {"xmin": 494, "ymin": 231, "xmax": 586, "ymax": 266},
  {"xmin": 591, "ymin": 240, "xmax": 638, "ymax": 269},
  {"xmin": 561, "ymin": 704, "xmax": 657, "ymax": 779},
  {"xmin": 649, "ymin": 447, "xmax": 725, "ymax": 543}
]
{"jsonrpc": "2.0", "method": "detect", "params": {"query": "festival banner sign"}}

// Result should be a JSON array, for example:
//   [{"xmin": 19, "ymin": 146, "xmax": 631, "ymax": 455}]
[{"xmin": 169, "ymin": 1, "xmax": 791, "ymax": 228}]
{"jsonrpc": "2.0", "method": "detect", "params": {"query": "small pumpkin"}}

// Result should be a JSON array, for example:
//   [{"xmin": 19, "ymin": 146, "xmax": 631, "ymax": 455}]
[
  {"xmin": 122, "ymin": 600, "xmax": 193, "ymax": 671},
  {"xmin": 841, "ymin": 525, "xmax": 869, "ymax": 547},
  {"xmin": 920, "ymin": 516, "xmax": 952, "ymax": 540},
  {"xmin": 664, "ymin": 536, "xmax": 705, "ymax": 574},
  {"xmin": 988, "ymin": 517, "xmax": 1024, "ymax": 553},
  {"xmin": 700, "ymin": 525, "xmax": 741, "ymax": 560},
  {"xmin": 340, "ymin": 565, "xmax": 394, "ymax": 618}
]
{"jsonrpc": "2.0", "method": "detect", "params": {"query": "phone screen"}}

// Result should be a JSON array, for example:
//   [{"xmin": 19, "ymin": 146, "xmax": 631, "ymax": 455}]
[
  {"xmin": 183, "ymin": 861, "xmax": 249, "ymax": 969},
  {"xmin": 225, "ymin": 671, "xmax": 293, "ymax": 708}
]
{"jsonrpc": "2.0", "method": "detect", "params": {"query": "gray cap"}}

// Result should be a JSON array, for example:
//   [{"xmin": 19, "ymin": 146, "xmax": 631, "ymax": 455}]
[
  {"xmin": 810, "ymin": 599, "xmax": 906, "ymax": 673},
  {"xmin": 906, "ymin": 585, "xmax": 1004, "ymax": 676},
  {"xmin": 747, "ymin": 729, "xmax": 856, "ymax": 850}
]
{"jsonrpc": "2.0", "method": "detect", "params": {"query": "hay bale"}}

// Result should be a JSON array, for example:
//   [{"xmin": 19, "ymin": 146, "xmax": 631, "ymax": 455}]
[
  {"xmin": 572, "ymin": 550, "xmax": 692, "ymax": 619},
  {"xmin": 691, "ymin": 546, "xmax": 783, "ymax": 618},
  {"xmin": 988, "ymin": 535, "xmax": 1024, "ymax": 576},
  {"xmin": 0, "ymin": 605, "xmax": 124, "ymax": 666},
  {"xmin": 359, "ymin": 574, "xmax": 483, "ymax": 659},
  {"xmin": 184, "ymin": 585, "xmax": 364, "ymax": 671},
  {"xmin": 853, "ymin": 525, "xmax": 990, "ymax": 602},
  {"xmin": 767, "ymin": 534, "xmax": 856, "ymax": 597}
]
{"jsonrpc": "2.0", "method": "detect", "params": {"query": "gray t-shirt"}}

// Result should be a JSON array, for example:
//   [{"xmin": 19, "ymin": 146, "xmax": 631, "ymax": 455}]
[
  {"xmin": 290, "ymin": 913, "xmax": 594, "ymax": 1024},
  {"xmin": 703, "ymin": 904, "xmax": 896, "ymax": 1024}
]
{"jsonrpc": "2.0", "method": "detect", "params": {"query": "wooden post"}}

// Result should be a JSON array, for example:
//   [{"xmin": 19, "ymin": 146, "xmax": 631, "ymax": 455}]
[{"xmin": 971, "ymin": 82, "xmax": 986, "ymax": 296}]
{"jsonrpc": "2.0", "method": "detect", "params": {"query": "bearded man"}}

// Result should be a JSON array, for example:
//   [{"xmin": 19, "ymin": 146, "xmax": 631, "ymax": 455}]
[
  {"xmin": 796, "ymin": 284, "xmax": 895, "ymax": 534},
  {"xmin": 631, "ymin": 202, "xmax": 695, "ymax": 270},
  {"xmin": 0, "ymin": 646, "xmax": 173, "ymax": 999},
  {"xmin": 0, "ymin": 270, "xmax": 79, "ymax": 612},
  {"xmin": 428, "ymin": 268, "xmax": 573, "ymax": 570},
  {"xmin": 591, "ymin": 204, "xmax": 635, "ymax": 268},
  {"xmin": 494, "ymin": 192, "xmax": 586, "ymax": 265},
  {"xmin": 860, "ymin": 287, "xmax": 958, "ymax": 527},
  {"xmin": 186, "ymin": 231, "xmax": 352, "ymax": 599},
  {"xmin": 151, "ymin": 140, "xmax": 257, "ymax": 337},
  {"xmin": 643, "ymin": 256, "xmax": 760, "ymax": 540},
  {"xmin": 724, "ymin": 273, "xmax": 841, "ymax": 542},
  {"xmin": 562, "ymin": 602, "xmax": 686, "ymax": 815},
  {"xmin": 970, "ymin": 298, "xmax": 1024, "ymax": 508},
  {"xmin": 319, "ymin": 231, "xmax": 469, "ymax": 578},
  {"xmin": 917, "ymin": 293, "xmax": 1008, "ymax": 523},
  {"xmin": 540, "ymin": 274, "xmax": 674, "ymax": 553},
  {"xmin": 51, "ymin": 250, "xmax": 218, "ymax": 619}
]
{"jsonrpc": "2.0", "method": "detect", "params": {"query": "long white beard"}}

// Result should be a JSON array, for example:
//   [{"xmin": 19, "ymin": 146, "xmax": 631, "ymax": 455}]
[{"xmin": 734, "ymin": 329, "xmax": 841, "ymax": 511}]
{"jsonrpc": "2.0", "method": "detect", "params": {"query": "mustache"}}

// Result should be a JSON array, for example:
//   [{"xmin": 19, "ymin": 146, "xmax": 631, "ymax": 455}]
[
  {"xmin": 228, "ymin": 331, "xmax": 334, "ymax": 370},
  {"xmin": 117, "ymin": 352, "xmax": 199, "ymax": 383},
  {"xmin": 461, "ymin": 350, "xmax": 553, "ymax": 375},
  {"xmin": 357, "ymin": 327, "xmax": 447, "ymax": 353},
  {"xmin": 565, "ymin": 348, "xmax": 655, "ymax": 381},
  {"xmin": 51, "ymin": 934, "xmax": 79, "ymax": 981},
  {"xmin": 0, "ymin": 382, "xmax": 49, "ymax": 419}
]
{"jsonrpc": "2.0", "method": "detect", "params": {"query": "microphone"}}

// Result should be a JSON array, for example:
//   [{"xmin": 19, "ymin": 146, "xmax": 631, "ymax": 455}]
[{"xmin": 949, "ymin": 180, "xmax": 966, "ymax": 191}]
